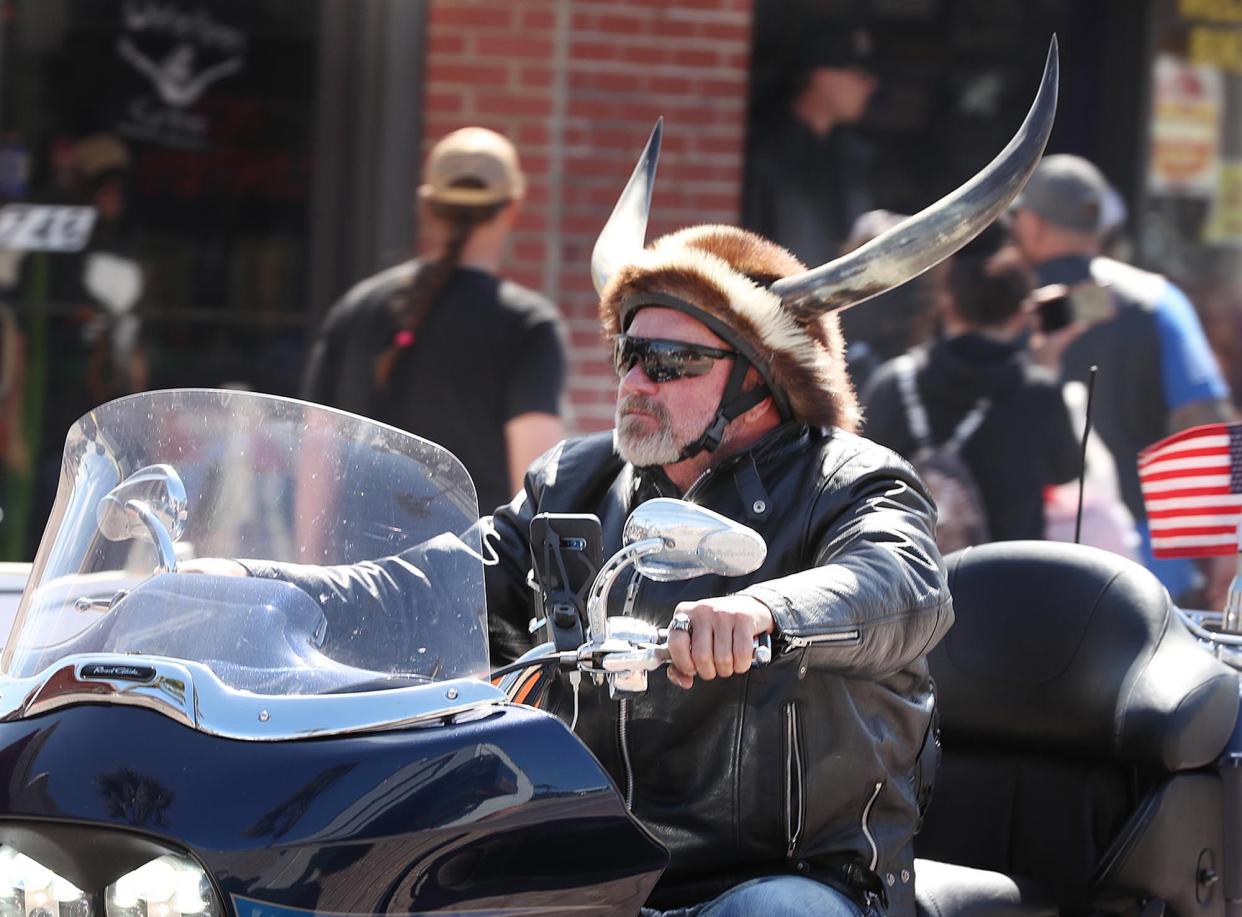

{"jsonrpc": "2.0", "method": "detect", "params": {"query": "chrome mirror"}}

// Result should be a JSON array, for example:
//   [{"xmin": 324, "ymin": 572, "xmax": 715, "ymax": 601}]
[
  {"xmin": 623, "ymin": 498, "xmax": 767, "ymax": 581},
  {"xmin": 97, "ymin": 464, "xmax": 188, "ymax": 572},
  {"xmin": 584, "ymin": 498, "xmax": 768, "ymax": 651}
]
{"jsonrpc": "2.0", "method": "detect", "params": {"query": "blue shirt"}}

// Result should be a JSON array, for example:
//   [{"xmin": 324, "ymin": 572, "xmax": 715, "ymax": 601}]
[{"xmin": 1036, "ymin": 255, "xmax": 1231, "ymax": 600}]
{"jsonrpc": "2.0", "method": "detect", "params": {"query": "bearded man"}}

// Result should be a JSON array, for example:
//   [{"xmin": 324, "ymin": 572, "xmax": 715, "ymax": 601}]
[
  {"xmin": 200, "ymin": 44, "xmax": 1057, "ymax": 916},
  {"xmin": 483, "ymin": 42, "xmax": 1056, "ymax": 916}
]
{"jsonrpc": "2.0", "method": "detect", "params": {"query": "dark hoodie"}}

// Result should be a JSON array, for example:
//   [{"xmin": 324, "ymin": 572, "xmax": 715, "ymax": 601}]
[{"xmin": 861, "ymin": 333, "xmax": 1081, "ymax": 542}]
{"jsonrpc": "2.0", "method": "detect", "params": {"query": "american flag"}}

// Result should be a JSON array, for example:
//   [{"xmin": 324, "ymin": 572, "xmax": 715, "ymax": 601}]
[{"xmin": 1138, "ymin": 422, "xmax": 1242, "ymax": 558}]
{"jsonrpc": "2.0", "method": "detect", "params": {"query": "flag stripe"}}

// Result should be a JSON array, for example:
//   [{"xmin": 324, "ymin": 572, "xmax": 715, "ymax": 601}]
[
  {"xmin": 1137, "ymin": 423, "xmax": 1233, "ymax": 458},
  {"xmin": 1139, "ymin": 454, "xmax": 1231, "ymax": 476},
  {"xmin": 1150, "ymin": 524, "xmax": 1238, "ymax": 538},
  {"xmin": 1138, "ymin": 437, "xmax": 1231, "ymax": 467},
  {"xmin": 1145, "ymin": 493, "xmax": 1242, "ymax": 512},
  {"xmin": 1150, "ymin": 545, "xmax": 1238, "ymax": 558},
  {"xmin": 1147, "ymin": 504, "xmax": 1242, "ymax": 520},
  {"xmin": 1140, "ymin": 466, "xmax": 1231, "ymax": 484},
  {"xmin": 1141, "ymin": 475, "xmax": 1231, "ymax": 495},
  {"xmin": 1151, "ymin": 533, "xmax": 1239, "ymax": 548}
]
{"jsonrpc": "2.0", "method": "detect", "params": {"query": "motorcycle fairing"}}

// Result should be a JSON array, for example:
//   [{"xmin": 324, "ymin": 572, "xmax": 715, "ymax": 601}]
[{"xmin": 0, "ymin": 701, "xmax": 667, "ymax": 914}]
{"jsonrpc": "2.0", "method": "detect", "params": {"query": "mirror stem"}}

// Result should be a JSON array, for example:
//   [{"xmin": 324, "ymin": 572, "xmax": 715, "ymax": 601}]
[
  {"xmin": 126, "ymin": 500, "xmax": 179, "ymax": 573},
  {"xmin": 586, "ymin": 537, "xmax": 664, "ymax": 646}
]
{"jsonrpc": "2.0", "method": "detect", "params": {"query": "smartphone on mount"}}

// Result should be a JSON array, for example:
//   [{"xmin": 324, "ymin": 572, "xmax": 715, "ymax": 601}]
[{"xmin": 528, "ymin": 513, "xmax": 603, "ymax": 651}]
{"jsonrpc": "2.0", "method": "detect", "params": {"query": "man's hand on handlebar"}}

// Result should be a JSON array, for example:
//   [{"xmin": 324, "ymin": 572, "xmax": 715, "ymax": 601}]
[{"xmin": 666, "ymin": 595, "xmax": 774, "ymax": 689}]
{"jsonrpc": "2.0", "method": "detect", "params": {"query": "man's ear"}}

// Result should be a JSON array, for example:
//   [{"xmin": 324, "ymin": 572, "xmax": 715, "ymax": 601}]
[
  {"xmin": 739, "ymin": 367, "xmax": 778, "ymax": 426},
  {"xmin": 748, "ymin": 395, "xmax": 778, "ymax": 424}
]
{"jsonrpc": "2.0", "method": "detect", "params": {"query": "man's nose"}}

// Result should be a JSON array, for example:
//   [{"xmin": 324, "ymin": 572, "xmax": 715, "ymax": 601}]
[{"xmin": 619, "ymin": 360, "xmax": 659, "ymax": 395}]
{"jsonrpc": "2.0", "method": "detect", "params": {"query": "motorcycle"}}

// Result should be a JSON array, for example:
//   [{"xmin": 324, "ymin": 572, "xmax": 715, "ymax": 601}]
[{"xmin": 0, "ymin": 387, "xmax": 1236, "ymax": 917}]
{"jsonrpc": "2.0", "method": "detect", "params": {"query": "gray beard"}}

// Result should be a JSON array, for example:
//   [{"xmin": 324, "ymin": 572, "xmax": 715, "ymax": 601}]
[{"xmin": 615, "ymin": 412, "xmax": 683, "ymax": 466}]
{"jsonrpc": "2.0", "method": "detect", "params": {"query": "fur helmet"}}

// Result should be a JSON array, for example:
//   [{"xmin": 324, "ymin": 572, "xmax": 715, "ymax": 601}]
[
  {"xmin": 599, "ymin": 224, "xmax": 859, "ymax": 432},
  {"xmin": 591, "ymin": 40, "xmax": 1057, "ymax": 443}
]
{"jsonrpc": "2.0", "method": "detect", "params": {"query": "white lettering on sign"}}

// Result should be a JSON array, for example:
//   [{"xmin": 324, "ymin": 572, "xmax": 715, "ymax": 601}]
[
  {"xmin": 0, "ymin": 206, "xmax": 98, "ymax": 252},
  {"xmin": 122, "ymin": 0, "xmax": 246, "ymax": 53}
]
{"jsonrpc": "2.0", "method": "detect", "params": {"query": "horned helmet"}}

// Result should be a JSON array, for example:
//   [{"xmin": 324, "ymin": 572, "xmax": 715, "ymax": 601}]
[{"xmin": 594, "ymin": 39, "xmax": 1059, "ymax": 459}]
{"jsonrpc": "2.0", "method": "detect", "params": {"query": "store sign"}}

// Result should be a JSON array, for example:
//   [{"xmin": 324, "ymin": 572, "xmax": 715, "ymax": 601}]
[
  {"xmin": 1148, "ymin": 53, "xmax": 1223, "ymax": 197},
  {"xmin": 115, "ymin": 2, "xmax": 248, "ymax": 149},
  {"xmin": 1179, "ymin": 0, "xmax": 1242, "ymax": 21},
  {"xmin": 0, "ymin": 205, "xmax": 97, "ymax": 252},
  {"xmin": 1205, "ymin": 161, "xmax": 1242, "ymax": 247}
]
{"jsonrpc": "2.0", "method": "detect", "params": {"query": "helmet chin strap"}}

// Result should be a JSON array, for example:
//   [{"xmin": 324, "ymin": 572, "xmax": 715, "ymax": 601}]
[{"xmin": 675, "ymin": 355, "xmax": 770, "ymax": 463}]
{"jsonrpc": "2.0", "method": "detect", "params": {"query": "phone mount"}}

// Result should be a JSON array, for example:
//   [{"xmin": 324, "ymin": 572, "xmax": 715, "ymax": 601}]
[{"xmin": 529, "ymin": 513, "xmax": 602, "ymax": 653}]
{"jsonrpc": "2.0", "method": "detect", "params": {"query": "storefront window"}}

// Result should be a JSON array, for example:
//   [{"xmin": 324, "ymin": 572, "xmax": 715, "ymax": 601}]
[
  {"xmin": 0, "ymin": 0, "xmax": 321, "ymax": 559},
  {"xmin": 1146, "ymin": 0, "xmax": 1242, "ymax": 406}
]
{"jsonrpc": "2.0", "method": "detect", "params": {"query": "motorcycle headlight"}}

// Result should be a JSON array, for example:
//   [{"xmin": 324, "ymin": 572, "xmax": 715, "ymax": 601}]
[
  {"xmin": 106, "ymin": 854, "xmax": 214, "ymax": 917},
  {"xmin": 0, "ymin": 846, "xmax": 215, "ymax": 917},
  {"xmin": 0, "ymin": 846, "xmax": 89, "ymax": 917}
]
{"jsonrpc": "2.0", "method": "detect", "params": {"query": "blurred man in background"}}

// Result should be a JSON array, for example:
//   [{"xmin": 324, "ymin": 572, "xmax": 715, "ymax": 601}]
[
  {"xmin": 744, "ymin": 22, "xmax": 879, "ymax": 267},
  {"xmin": 302, "ymin": 127, "xmax": 566, "ymax": 515},
  {"xmin": 1010, "ymin": 153, "xmax": 1234, "ymax": 604}
]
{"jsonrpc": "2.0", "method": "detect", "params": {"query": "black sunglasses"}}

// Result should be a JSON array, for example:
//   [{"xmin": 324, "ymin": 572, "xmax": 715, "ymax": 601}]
[{"xmin": 611, "ymin": 334, "xmax": 735, "ymax": 383}]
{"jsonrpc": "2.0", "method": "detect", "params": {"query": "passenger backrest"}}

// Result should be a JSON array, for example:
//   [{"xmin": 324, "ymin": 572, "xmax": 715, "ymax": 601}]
[{"xmin": 917, "ymin": 541, "xmax": 1239, "ymax": 909}]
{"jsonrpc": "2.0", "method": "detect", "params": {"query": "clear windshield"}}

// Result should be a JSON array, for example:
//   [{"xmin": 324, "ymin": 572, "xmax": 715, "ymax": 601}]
[{"xmin": 3, "ymin": 390, "xmax": 488, "ymax": 695}]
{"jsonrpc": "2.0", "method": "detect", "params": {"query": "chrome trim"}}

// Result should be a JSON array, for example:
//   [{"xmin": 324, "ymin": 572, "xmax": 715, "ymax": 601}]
[
  {"xmin": 586, "ymin": 537, "xmax": 664, "ymax": 646},
  {"xmin": 1177, "ymin": 609, "xmax": 1242, "ymax": 671},
  {"xmin": 124, "ymin": 499, "xmax": 179, "ymax": 573},
  {"xmin": 1179, "ymin": 608, "xmax": 1242, "ymax": 647},
  {"xmin": 0, "ymin": 653, "xmax": 506, "ymax": 741}
]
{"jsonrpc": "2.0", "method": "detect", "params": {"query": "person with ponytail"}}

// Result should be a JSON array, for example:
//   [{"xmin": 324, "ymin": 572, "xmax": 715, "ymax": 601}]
[{"xmin": 301, "ymin": 127, "xmax": 566, "ymax": 515}]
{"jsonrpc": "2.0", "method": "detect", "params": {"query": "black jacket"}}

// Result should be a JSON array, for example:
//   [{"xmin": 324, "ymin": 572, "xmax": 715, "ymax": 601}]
[
  {"xmin": 862, "ymin": 334, "xmax": 1081, "ymax": 542},
  {"xmin": 488, "ymin": 424, "xmax": 954, "ymax": 914}
]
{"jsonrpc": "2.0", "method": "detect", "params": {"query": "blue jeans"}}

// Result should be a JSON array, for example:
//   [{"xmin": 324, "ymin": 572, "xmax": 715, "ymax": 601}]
[{"xmin": 640, "ymin": 875, "xmax": 863, "ymax": 917}]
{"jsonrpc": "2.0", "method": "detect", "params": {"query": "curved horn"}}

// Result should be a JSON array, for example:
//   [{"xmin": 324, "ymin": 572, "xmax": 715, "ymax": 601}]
[
  {"xmin": 771, "ymin": 36, "xmax": 1059, "ymax": 317},
  {"xmin": 591, "ymin": 119, "xmax": 663, "ymax": 295}
]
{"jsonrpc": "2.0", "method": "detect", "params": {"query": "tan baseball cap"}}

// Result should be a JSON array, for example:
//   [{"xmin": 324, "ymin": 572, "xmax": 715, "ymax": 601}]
[{"xmin": 419, "ymin": 126, "xmax": 525, "ymax": 206}]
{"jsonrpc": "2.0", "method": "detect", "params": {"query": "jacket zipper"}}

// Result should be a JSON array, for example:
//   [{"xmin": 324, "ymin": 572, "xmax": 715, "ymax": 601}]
[
  {"xmin": 619, "ymin": 697, "xmax": 634, "ymax": 810},
  {"xmin": 784, "ymin": 701, "xmax": 804, "ymax": 858},
  {"xmin": 781, "ymin": 629, "xmax": 861, "ymax": 652},
  {"xmin": 861, "ymin": 780, "xmax": 883, "ymax": 872}
]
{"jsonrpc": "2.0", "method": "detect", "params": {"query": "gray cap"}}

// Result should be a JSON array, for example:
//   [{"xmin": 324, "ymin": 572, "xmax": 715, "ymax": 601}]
[{"xmin": 1011, "ymin": 153, "xmax": 1109, "ymax": 232}]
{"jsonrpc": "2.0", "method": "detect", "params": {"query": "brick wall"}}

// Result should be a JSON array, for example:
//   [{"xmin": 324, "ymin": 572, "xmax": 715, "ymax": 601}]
[{"xmin": 423, "ymin": 0, "xmax": 755, "ymax": 433}]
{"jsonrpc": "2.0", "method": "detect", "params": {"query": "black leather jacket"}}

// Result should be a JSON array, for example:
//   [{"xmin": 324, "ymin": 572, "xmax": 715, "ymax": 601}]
[{"xmin": 487, "ymin": 424, "xmax": 954, "ymax": 914}]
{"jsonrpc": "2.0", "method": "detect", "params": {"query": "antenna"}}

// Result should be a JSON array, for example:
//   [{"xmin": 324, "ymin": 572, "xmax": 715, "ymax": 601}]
[{"xmin": 1074, "ymin": 365, "xmax": 1099, "ymax": 544}]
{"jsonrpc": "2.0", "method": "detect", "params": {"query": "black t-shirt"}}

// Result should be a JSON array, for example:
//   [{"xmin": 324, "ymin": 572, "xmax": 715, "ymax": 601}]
[{"xmin": 301, "ymin": 261, "xmax": 566, "ymax": 514}]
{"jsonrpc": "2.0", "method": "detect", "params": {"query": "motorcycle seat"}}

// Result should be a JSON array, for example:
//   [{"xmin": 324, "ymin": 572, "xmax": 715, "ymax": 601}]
[
  {"xmin": 914, "ymin": 859, "xmax": 1057, "ymax": 917},
  {"xmin": 914, "ymin": 540, "xmax": 1240, "ymax": 917}
]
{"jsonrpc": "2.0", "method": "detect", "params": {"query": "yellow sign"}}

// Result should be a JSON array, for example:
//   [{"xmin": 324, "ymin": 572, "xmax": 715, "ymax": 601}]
[
  {"xmin": 1180, "ymin": 0, "xmax": 1242, "ymax": 23},
  {"xmin": 1189, "ymin": 25, "xmax": 1242, "ymax": 72},
  {"xmin": 1205, "ymin": 161, "xmax": 1242, "ymax": 245}
]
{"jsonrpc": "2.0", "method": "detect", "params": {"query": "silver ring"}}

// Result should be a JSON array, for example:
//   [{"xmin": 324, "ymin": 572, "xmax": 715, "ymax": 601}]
[{"xmin": 669, "ymin": 611, "xmax": 692, "ymax": 634}]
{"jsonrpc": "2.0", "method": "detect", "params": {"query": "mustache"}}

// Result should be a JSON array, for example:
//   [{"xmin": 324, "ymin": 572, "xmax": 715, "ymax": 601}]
[{"xmin": 618, "ymin": 394, "xmax": 668, "ymax": 422}]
